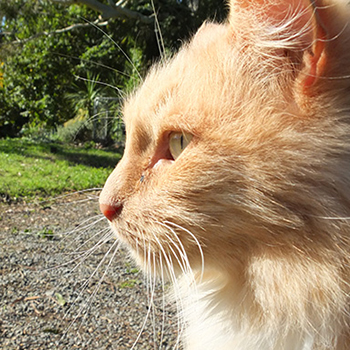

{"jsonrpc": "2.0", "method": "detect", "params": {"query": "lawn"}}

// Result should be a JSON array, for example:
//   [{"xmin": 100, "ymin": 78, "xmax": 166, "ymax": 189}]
[{"xmin": 0, "ymin": 138, "xmax": 122, "ymax": 200}]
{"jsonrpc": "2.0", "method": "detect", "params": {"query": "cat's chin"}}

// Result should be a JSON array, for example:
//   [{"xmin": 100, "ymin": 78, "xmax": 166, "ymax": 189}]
[
  {"xmin": 109, "ymin": 226, "xmax": 183, "ymax": 278},
  {"xmin": 128, "ymin": 248, "xmax": 185, "ymax": 280}
]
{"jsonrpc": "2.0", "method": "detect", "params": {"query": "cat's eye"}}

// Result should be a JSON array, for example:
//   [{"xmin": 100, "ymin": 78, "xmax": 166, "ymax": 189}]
[{"xmin": 169, "ymin": 132, "xmax": 193, "ymax": 160}]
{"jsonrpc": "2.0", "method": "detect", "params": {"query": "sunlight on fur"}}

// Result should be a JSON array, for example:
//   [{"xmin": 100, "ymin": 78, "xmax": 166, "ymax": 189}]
[{"xmin": 99, "ymin": 0, "xmax": 350, "ymax": 349}]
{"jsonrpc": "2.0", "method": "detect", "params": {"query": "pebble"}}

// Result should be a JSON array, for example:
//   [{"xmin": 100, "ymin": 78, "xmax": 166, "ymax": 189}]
[{"xmin": 0, "ymin": 195, "xmax": 178, "ymax": 349}]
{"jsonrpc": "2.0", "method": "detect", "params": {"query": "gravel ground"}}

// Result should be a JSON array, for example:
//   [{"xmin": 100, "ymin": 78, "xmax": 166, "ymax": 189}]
[{"xmin": 0, "ymin": 192, "xmax": 179, "ymax": 350}]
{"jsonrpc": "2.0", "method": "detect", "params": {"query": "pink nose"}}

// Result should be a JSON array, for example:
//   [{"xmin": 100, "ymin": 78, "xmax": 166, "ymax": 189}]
[{"xmin": 99, "ymin": 202, "xmax": 123, "ymax": 221}]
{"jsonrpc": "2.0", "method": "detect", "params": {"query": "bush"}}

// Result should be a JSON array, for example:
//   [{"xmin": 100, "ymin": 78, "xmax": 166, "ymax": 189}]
[{"xmin": 56, "ymin": 117, "xmax": 93, "ymax": 143}]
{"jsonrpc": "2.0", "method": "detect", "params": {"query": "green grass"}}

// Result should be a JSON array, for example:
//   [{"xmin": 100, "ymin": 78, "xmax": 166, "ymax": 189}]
[{"xmin": 0, "ymin": 138, "xmax": 122, "ymax": 200}]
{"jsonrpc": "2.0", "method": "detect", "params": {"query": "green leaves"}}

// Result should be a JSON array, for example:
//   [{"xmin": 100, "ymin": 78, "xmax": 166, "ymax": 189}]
[{"xmin": 0, "ymin": 0, "xmax": 227, "ymax": 138}]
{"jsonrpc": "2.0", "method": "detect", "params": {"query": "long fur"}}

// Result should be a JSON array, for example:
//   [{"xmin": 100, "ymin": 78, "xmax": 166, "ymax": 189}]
[{"xmin": 100, "ymin": 0, "xmax": 350, "ymax": 348}]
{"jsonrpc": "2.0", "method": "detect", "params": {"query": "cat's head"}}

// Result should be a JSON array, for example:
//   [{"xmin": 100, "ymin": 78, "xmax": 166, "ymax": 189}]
[{"xmin": 100, "ymin": 0, "xmax": 350, "ymax": 277}]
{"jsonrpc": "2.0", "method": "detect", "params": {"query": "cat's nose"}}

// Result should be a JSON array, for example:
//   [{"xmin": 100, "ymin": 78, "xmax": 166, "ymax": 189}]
[{"xmin": 99, "ymin": 202, "xmax": 123, "ymax": 221}]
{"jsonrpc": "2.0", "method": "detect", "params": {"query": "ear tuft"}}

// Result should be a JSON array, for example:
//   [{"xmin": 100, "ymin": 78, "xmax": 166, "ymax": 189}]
[{"xmin": 228, "ymin": 0, "xmax": 329, "ymax": 90}]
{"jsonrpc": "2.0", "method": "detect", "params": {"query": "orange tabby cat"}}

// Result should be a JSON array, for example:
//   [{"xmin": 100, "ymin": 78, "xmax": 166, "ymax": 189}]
[{"xmin": 99, "ymin": 0, "xmax": 350, "ymax": 348}]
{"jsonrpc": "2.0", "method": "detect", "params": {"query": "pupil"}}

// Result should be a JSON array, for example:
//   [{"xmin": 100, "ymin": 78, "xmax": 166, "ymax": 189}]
[{"xmin": 180, "ymin": 134, "xmax": 184, "ymax": 149}]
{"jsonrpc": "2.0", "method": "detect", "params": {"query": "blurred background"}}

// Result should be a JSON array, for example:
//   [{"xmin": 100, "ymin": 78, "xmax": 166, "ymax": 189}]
[
  {"xmin": 0, "ymin": 0, "xmax": 227, "ymax": 141},
  {"xmin": 0, "ymin": 0, "xmax": 227, "ymax": 201}
]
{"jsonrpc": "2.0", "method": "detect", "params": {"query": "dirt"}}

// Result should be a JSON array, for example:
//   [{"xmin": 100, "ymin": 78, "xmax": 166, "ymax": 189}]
[{"xmin": 0, "ymin": 192, "xmax": 179, "ymax": 350}]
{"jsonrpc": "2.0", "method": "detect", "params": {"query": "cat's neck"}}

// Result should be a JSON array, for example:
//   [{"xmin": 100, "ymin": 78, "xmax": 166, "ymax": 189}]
[{"xmin": 176, "ymin": 262, "xmax": 346, "ymax": 350}]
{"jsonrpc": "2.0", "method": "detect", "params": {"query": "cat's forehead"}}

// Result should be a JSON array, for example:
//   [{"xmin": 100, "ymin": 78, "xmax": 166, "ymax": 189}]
[
  {"xmin": 122, "ymin": 20, "xmax": 290, "ymax": 148},
  {"xmin": 123, "ymin": 23, "xmax": 235, "ymax": 135}
]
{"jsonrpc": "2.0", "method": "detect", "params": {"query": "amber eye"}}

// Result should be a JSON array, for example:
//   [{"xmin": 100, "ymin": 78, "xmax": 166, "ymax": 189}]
[{"xmin": 169, "ymin": 132, "xmax": 193, "ymax": 160}]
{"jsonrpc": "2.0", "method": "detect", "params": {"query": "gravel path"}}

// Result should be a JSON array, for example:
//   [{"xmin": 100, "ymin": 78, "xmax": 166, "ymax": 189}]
[{"xmin": 0, "ymin": 193, "xmax": 179, "ymax": 350}]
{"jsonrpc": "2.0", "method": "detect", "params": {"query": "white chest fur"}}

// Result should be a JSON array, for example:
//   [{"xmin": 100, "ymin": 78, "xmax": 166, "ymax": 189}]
[{"xmin": 176, "ymin": 272, "xmax": 333, "ymax": 350}]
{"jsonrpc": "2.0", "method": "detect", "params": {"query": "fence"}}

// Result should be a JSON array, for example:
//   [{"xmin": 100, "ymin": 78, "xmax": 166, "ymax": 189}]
[{"xmin": 92, "ymin": 96, "xmax": 124, "ymax": 145}]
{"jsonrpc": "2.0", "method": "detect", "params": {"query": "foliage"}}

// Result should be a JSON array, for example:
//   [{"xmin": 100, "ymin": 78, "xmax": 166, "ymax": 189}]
[
  {"xmin": 37, "ymin": 227, "xmax": 54, "ymax": 240},
  {"xmin": 0, "ymin": 1, "xmax": 93, "ymax": 136},
  {"xmin": 66, "ymin": 71, "xmax": 104, "ymax": 120},
  {"xmin": 56, "ymin": 117, "xmax": 93, "ymax": 143},
  {"xmin": 0, "ymin": 0, "xmax": 227, "ymax": 138}
]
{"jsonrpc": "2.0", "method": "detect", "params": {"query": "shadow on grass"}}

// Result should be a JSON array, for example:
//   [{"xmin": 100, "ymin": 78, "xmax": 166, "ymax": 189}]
[
  {"xmin": 0, "ymin": 138, "xmax": 122, "ymax": 168},
  {"xmin": 54, "ymin": 145, "xmax": 122, "ymax": 168}
]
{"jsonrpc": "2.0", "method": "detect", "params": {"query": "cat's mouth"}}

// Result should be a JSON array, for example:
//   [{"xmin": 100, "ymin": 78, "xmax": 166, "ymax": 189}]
[
  {"xmin": 109, "ymin": 219, "xmax": 204, "ymax": 277},
  {"xmin": 109, "ymin": 221, "xmax": 164, "ymax": 255},
  {"xmin": 112, "ymin": 227, "xmax": 176, "ymax": 276}
]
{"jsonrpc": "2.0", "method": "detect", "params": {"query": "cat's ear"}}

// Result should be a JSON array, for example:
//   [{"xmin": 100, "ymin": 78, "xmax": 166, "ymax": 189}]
[{"xmin": 229, "ymin": 0, "xmax": 328, "ymax": 91}]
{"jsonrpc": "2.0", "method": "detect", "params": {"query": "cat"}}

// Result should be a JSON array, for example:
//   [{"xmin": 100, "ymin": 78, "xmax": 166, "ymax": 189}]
[{"xmin": 99, "ymin": 0, "xmax": 350, "ymax": 349}]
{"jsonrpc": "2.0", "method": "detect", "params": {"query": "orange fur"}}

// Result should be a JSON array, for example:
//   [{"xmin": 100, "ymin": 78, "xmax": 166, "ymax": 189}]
[{"xmin": 100, "ymin": 0, "xmax": 350, "ymax": 348}]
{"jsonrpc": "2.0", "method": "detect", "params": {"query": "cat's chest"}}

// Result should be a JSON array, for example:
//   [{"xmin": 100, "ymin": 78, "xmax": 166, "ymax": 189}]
[
  {"xmin": 178, "ymin": 277, "xmax": 316, "ymax": 350},
  {"xmin": 184, "ymin": 325, "xmax": 314, "ymax": 350},
  {"xmin": 183, "ymin": 308, "xmax": 315, "ymax": 350}
]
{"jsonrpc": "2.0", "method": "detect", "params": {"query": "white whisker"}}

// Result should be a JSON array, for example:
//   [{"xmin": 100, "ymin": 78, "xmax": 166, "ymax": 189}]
[
  {"xmin": 163, "ymin": 221, "xmax": 205, "ymax": 282},
  {"xmin": 151, "ymin": 0, "xmax": 166, "ymax": 61},
  {"xmin": 79, "ymin": 239, "xmax": 122, "ymax": 328},
  {"xmin": 62, "ymin": 235, "xmax": 120, "ymax": 337},
  {"xmin": 73, "ymin": 74, "xmax": 125, "ymax": 97},
  {"xmin": 81, "ymin": 17, "xmax": 143, "ymax": 81},
  {"xmin": 130, "ymin": 242, "xmax": 156, "ymax": 350}
]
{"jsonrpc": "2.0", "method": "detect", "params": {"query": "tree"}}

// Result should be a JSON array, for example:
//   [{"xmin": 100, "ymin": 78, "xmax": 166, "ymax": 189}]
[
  {"xmin": 0, "ymin": 0, "xmax": 227, "ymax": 137},
  {"xmin": 0, "ymin": 0, "xmax": 110, "ymax": 136},
  {"xmin": 66, "ymin": 71, "xmax": 104, "ymax": 120},
  {"xmin": 51, "ymin": 0, "xmax": 154, "ymax": 23}
]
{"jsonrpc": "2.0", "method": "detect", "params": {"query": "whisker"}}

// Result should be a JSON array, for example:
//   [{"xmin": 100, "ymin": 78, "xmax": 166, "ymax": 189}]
[
  {"xmin": 158, "ymin": 252, "xmax": 166, "ymax": 350},
  {"xmin": 151, "ymin": 252, "xmax": 158, "ymax": 349},
  {"xmin": 61, "ymin": 228, "xmax": 112, "ymax": 280},
  {"xmin": 80, "ymin": 17, "xmax": 143, "ymax": 81},
  {"xmin": 54, "ymin": 51, "xmax": 134, "ymax": 79},
  {"xmin": 151, "ymin": 0, "xmax": 166, "ymax": 62},
  {"xmin": 73, "ymin": 74, "xmax": 125, "ymax": 97},
  {"xmin": 43, "ymin": 220, "xmax": 109, "ymax": 273},
  {"xmin": 130, "ymin": 242, "xmax": 155, "ymax": 350},
  {"xmin": 38, "ymin": 189, "xmax": 102, "ymax": 205},
  {"xmin": 164, "ymin": 221, "xmax": 205, "ymax": 282},
  {"xmin": 76, "ymin": 238, "xmax": 122, "ymax": 332},
  {"xmin": 50, "ymin": 228, "xmax": 113, "ymax": 307},
  {"xmin": 60, "ymin": 215, "xmax": 105, "ymax": 240},
  {"xmin": 166, "ymin": 254, "xmax": 185, "ymax": 350},
  {"xmin": 161, "ymin": 228, "xmax": 193, "ymax": 277},
  {"xmin": 314, "ymin": 216, "xmax": 350, "ymax": 220},
  {"xmin": 62, "ymin": 234, "xmax": 120, "ymax": 336},
  {"xmin": 151, "ymin": 228, "xmax": 186, "ymax": 348}
]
